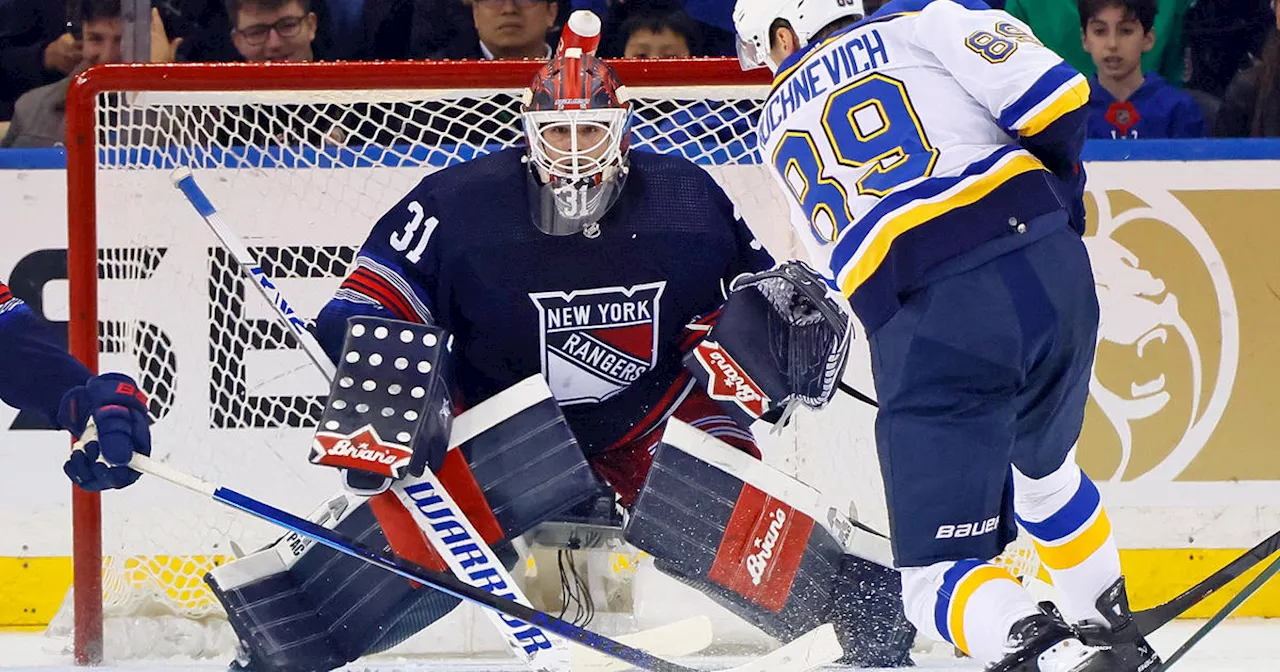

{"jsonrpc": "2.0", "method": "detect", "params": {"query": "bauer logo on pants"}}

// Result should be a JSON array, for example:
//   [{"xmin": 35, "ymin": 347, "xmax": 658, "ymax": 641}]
[
  {"xmin": 310, "ymin": 424, "xmax": 413, "ymax": 478},
  {"xmin": 530, "ymin": 281, "xmax": 665, "ymax": 405},
  {"xmin": 708, "ymin": 484, "xmax": 814, "ymax": 613}
]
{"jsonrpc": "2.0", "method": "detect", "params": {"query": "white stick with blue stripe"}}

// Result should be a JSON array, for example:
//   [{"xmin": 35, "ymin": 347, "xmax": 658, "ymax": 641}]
[{"xmin": 171, "ymin": 167, "xmax": 337, "ymax": 380}]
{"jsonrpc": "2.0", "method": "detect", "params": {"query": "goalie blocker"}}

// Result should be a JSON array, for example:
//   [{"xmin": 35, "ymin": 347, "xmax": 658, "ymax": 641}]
[
  {"xmin": 626, "ymin": 421, "xmax": 915, "ymax": 668},
  {"xmin": 210, "ymin": 320, "xmax": 600, "ymax": 672}
]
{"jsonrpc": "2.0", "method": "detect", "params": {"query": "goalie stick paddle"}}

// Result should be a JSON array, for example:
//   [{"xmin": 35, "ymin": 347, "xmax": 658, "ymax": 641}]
[{"xmin": 118, "ymin": 450, "xmax": 844, "ymax": 672}]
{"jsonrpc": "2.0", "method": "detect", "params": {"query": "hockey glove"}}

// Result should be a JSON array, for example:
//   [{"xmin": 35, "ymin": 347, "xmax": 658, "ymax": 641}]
[
  {"xmin": 59, "ymin": 373, "xmax": 153, "ymax": 491},
  {"xmin": 684, "ymin": 260, "xmax": 852, "ymax": 428},
  {"xmin": 310, "ymin": 316, "xmax": 455, "ymax": 496}
]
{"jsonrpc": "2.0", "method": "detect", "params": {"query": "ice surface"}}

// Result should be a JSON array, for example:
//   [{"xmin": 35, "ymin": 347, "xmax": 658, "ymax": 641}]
[{"xmin": 2, "ymin": 619, "xmax": 1276, "ymax": 671}]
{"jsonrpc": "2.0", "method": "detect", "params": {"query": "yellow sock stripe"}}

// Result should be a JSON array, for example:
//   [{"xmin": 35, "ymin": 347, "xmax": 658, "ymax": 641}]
[
  {"xmin": 1033, "ymin": 509, "xmax": 1113, "ymax": 571},
  {"xmin": 948, "ymin": 564, "xmax": 1018, "ymax": 655}
]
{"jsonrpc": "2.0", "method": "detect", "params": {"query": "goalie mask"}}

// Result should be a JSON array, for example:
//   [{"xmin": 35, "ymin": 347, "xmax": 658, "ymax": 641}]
[{"xmin": 521, "ymin": 52, "xmax": 633, "ymax": 237}]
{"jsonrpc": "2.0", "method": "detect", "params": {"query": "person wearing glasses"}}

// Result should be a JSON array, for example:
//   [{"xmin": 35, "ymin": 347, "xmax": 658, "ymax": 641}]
[
  {"xmin": 1, "ymin": 0, "xmax": 180, "ymax": 148},
  {"xmin": 434, "ymin": 0, "xmax": 558, "ymax": 60},
  {"xmin": 228, "ymin": 0, "xmax": 319, "ymax": 63}
]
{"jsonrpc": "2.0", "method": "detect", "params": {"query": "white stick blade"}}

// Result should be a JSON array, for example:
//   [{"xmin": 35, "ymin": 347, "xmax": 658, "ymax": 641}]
[
  {"xmin": 726, "ymin": 623, "xmax": 843, "ymax": 672},
  {"xmin": 571, "ymin": 616, "xmax": 714, "ymax": 672}
]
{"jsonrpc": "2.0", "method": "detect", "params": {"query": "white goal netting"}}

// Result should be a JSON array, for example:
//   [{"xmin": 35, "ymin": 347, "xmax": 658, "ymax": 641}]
[{"xmin": 57, "ymin": 64, "xmax": 1041, "ymax": 662}]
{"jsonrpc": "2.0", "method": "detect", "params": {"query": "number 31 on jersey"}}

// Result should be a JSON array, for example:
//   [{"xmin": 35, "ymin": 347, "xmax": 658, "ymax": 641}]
[
  {"xmin": 772, "ymin": 73, "xmax": 938, "ymax": 244},
  {"xmin": 389, "ymin": 201, "xmax": 439, "ymax": 263}
]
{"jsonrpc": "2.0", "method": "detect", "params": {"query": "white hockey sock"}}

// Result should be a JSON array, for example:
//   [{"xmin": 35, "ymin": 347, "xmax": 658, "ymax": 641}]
[
  {"xmin": 901, "ymin": 560, "xmax": 1040, "ymax": 665},
  {"xmin": 1014, "ymin": 461, "xmax": 1122, "ymax": 625}
]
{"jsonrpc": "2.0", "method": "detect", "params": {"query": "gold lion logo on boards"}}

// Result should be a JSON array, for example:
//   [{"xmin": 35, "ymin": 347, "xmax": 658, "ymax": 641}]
[{"xmin": 1079, "ymin": 186, "xmax": 1238, "ymax": 483}]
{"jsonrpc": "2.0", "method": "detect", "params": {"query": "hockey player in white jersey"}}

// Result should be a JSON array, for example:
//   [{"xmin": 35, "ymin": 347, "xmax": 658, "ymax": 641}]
[{"xmin": 721, "ymin": 1, "xmax": 1162, "ymax": 671}]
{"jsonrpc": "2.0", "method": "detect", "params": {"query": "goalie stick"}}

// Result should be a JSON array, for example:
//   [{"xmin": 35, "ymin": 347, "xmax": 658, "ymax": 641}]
[
  {"xmin": 171, "ymin": 167, "xmax": 572, "ymax": 670},
  {"xmin": 108, "ymin": 442, "xmax": 843, "ymax": 672}
]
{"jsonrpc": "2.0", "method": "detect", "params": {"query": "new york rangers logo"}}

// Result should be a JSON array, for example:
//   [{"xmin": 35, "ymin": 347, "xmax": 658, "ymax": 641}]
[{"xmin": 530, "ymin": 282, "xmax": 666, "ymax": 405}]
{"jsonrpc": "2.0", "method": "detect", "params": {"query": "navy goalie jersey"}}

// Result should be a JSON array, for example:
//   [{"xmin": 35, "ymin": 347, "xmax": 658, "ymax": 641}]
[{"xmin": 315, "ymin": 148, "xmax": 774, "ymax": 455}]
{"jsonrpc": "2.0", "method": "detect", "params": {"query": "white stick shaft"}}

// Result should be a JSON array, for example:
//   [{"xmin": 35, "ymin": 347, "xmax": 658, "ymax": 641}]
[
  {"xmin": 129, "ymin": 453, "xmax": 218, "ymax": 498},
  {"xmin": 172, "ymin": 169, "xmax": 338, "ymax": 382}
]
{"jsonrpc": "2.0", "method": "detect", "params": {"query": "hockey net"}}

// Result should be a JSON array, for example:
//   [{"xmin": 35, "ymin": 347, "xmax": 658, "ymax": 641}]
[{"xmin": 59, "ymin": 59, "xmax": 1042, "ymax": 663}]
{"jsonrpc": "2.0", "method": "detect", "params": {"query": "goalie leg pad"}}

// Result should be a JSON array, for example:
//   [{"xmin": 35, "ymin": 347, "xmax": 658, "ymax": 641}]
[
  {"xmin": 208, "ymin": 494, "xmax": 512, "ymax": 671},
  {"xmin": 457, "ymin": 375, "xmax": 601, "ymax": 539},
  {"xmin": 625, "ymin": 438, "xmax": 914, "ymax": 667}
]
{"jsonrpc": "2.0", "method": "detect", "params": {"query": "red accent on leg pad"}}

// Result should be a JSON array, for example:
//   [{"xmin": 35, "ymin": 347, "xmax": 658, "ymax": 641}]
[
  {"xmin": 437, "ymin": 449, "xmax": 505, "ymax": 546},
  {"xmin": 367, "ymin": 490, "xmax": 446, "ymax": 587},
  {"xmin": 707, "ymin": 483, "xmax": 814, "ymax": 613}
]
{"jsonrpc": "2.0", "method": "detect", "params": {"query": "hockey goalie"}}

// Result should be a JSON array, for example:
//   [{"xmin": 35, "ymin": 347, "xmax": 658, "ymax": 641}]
[{"xmin": 201, "ymin": 11, "xmax": 915, "ymax": 672}]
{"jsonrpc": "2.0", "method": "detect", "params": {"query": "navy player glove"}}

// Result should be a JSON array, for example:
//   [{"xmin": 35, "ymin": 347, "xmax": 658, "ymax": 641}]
[{"xmin": 58, "ymin": 373, "xmax": 152, "ymax": 491}]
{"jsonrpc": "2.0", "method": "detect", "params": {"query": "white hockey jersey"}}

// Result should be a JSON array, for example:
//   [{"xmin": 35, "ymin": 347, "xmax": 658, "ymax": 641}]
[{"xmin": 759, "ymin": 0, "xmax": 1090, "ymax": 331}]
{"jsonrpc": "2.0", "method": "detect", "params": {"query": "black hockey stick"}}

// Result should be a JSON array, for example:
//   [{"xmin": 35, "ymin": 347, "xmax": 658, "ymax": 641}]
[
  {"xmin": 838, "ymin": 381, "xmax": 878, "ymax": 408},
  {"xmin": 1133, "ymin": 527, "xmax": 1280, "ymax": 636},
  {"xmin": 1155, "ymin": 548, "xmax": 1280, "ymax": 670}
]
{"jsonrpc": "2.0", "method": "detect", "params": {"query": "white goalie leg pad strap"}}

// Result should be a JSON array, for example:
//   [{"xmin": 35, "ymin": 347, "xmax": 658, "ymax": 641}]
[{"xmin": 211, "ymin": 491, "xmax": 365, "ymax": 591}]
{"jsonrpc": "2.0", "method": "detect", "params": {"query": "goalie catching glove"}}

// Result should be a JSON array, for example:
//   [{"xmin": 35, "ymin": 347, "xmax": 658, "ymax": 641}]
[
  {"xmin": 310, "ymin": 316, "xmax": 455, "ymax": 496},
  {"xmin": 59, "ymin": 373, "xmax": 153, "ymax": 491},
  {"xmin": 685, "ymin": 260, "xmax": 852, "ymax": 427}
]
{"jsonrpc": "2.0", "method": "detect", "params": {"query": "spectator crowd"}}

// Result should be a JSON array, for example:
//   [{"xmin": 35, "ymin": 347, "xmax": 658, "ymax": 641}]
[{"xmin": 1, "ymin": 0, "xmax": 1278, "ymax": 147}]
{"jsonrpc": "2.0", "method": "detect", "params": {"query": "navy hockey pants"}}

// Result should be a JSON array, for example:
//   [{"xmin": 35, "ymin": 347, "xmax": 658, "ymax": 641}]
[{"xmin": 868, "ymin": 210, "xmax": 1100, "ymax": 568}]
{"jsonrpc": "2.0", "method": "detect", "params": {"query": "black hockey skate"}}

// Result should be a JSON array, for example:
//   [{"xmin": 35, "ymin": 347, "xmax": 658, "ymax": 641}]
[
  {"xmin": 987, "ymin": 603, "xmax": 1102, "ymax": 672},
  {"xmin": 1075, "ymin": 577, "xmax": 1162, "ymax": 672}
]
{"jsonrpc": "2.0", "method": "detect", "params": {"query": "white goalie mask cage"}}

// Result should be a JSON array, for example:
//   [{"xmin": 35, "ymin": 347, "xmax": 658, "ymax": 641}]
[
  {"xmin": 522, "ymin": 107, "xmax": 633, "ymax": 236},
  {"xmin": 519, "ymin": 50, "xmax": 634, "ymax": 237}
]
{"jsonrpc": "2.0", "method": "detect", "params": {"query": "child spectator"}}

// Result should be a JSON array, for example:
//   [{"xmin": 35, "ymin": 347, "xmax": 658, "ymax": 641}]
[
  {"xmin": 619, "ymin": 7, "xmax": 699, "ymax": 58},
  {"xmin": 1006, "ymin": 0, "xmax": 1191, "ymax": 85},
  {"xmin": 1215, "ymin": 0, "xmax": 1280, "ymax": 137},
  {"xmin": 1080, "ymin": 0, "xmax": 1206, "ymax": 138}
]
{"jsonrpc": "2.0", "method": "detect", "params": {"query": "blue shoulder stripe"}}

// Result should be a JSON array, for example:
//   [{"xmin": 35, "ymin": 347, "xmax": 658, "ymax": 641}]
[{"xmin": 998, "ymin": 61, "xmax": 1083, "ymax": 132}]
